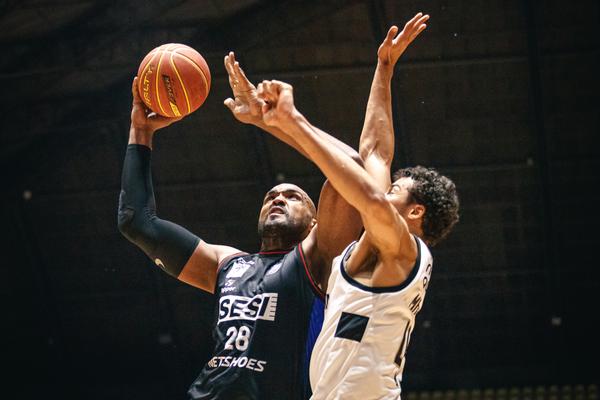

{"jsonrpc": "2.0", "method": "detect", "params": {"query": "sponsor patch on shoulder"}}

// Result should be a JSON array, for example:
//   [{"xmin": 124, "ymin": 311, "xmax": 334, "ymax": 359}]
[
  {"xmin": 226, "ymin": 259, "xmax": 254, "ymax": 278},
  {"xmin": 265, "ymin": 260, "xmax": 283, "ymax": 276}
]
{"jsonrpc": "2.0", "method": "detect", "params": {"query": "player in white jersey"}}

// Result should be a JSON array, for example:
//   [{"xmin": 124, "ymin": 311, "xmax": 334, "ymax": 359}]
[
  {"xmin": 256, "ymin": 12, "xmax": 460, "ymax": 399},
  {"xmin": 309, "ymin": 235, "xmax": 432, "ymax": 399}
]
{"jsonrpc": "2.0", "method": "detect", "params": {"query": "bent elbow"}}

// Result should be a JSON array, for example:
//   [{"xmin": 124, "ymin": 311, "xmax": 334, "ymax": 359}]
[
  {"xmin": 117, "ymin": 206, "xmax": 160, "ymax": 262},
  {"xmin": 350, "ymin": 151, "xmax": 364, "ymax": 168},
  {"xmin": 363, "ymin": 192, "xmax": 390, "ymax": 219},
  {"xmin": 117, "ymin": 206, "xmax": 137, "ymax": 240}
]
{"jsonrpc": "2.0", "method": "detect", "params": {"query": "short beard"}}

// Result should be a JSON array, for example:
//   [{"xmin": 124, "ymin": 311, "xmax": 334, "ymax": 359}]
[{"xmin": 257, "ymin": 218, "xmax": 309, "ymax": 244}]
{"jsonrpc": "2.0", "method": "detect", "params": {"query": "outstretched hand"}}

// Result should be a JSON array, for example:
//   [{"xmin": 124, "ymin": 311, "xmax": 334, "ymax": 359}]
[
  {"xmin": 223, "ymin": 51, "xmax": 264, "ymax": 125},
  {"xmin": 130, "ymin": 77, "xmax": 182, "ymax": 134},
  {"xmin": 378, "ymin": 12, "xmax": 429, "ymax": 67},
  {"xmin": 257, "ymin": 80, "xmax": 297, "ymax": 129}
]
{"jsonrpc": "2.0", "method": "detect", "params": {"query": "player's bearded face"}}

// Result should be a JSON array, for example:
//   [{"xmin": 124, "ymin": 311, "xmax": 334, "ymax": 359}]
[{"xmin": 257, "ymin": 184, "xmax": 315, "ymax": 239}]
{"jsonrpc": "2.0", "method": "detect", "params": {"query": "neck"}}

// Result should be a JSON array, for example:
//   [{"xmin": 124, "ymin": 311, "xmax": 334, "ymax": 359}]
[
  {"xmin": 259, "ymin": 236, "xmax": 298, "ymax": 252},
  {"xmin": 406, "ymin": 219, "xmax": 423, "ymax": 241}
]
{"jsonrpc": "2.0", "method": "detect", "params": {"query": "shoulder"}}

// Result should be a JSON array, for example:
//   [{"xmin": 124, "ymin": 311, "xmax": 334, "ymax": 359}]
[{"xmin": 217, "ymin": 250, "xmax": 252, "ymax": 271}]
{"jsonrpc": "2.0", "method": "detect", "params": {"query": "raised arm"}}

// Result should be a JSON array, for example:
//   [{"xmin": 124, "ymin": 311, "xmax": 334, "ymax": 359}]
[
  {"xmin": 223, "ymin": 52, "xmax": 360, "ymax": 164},
  {"xmin": 359, "ymin": 13, "xmax": 429, "ymax": 190},
  {"xmin": 223, "ymin": 53, "xmax": 362, "ymax": 289},
  {"xmin": 118, "ymin": 78, "xmax": 240, "ymax": 293},
  {"xmin": 258, "ymin": 81, "xmax": 412, "ymax": 258}
]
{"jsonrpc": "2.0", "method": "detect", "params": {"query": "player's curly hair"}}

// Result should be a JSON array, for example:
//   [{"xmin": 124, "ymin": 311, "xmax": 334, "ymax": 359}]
[{"xmin": 393, "ymin": 166, "xmax": 460, "ymax": 247}]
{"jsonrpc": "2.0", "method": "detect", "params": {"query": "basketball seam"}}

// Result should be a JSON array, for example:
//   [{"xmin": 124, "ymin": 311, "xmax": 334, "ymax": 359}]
[
  {"xmin": 139, "ymin": 51, "xmax": 161, "ymax": 108},
  {"xmin": 170, "ymin": 52, "xmax": 191, "ymax": 114},
  {"xmin": 172, "ymin": 51, "xmax": 210, "ymax": 93},
  {"xmin": 155, "ymin": 49, "xmax": 168, "ymax": 116},
  {"xmin": 167, "ymin": 46, "xmax": 189, "ymax": 53}
]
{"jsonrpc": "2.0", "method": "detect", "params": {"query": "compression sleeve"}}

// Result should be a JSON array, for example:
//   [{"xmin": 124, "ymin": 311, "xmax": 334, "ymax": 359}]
[{"xmin": 117, "ymin": 144, "xmax": 200, "ymax": 277}]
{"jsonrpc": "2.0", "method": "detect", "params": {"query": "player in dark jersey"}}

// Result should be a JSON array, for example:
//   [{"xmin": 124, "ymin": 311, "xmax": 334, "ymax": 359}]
[{"xmin": 117, "ymin": 55, "xmax": 363, "ymax": 399}]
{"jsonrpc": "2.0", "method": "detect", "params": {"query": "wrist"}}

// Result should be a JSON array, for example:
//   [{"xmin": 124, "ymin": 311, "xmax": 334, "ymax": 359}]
[
  {"xmin": 128, "ymin": 124, "xmax": 154, "ymax": 148},
  {"xmin": 278, "ymin": 108, "xmax": 305, "ymax": 131},
  {"xmin": 375, "ymin": 61, "xmax": 394, "ymax": 79},
  {"xmin": 289, "ymin": 108, "xmax": 304, "ymax": 124}
]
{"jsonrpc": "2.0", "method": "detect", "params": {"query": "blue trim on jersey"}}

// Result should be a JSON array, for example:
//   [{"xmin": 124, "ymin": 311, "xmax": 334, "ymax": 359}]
[
  {"xmin": 340, "ymin": 235, "xmax": 422, "ymax": 293},
  {"xmin": 302, "ymin": 297, "xmax": 325, "ymax": 397}
]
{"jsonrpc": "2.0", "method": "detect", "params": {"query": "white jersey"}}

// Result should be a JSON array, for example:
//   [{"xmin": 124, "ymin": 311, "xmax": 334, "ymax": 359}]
[{"xmin": 309, "ymin": 236, "xmax": 433, "ymax": 400}]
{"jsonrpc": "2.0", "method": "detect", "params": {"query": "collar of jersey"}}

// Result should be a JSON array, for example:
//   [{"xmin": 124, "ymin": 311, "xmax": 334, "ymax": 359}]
[
  {"xmin": 339, "ymin": 237, "xmax": 422, "ymax": 293},
  {"xmin": 258, "ymin": 248, "xmax": 293, "ymax": 255}
]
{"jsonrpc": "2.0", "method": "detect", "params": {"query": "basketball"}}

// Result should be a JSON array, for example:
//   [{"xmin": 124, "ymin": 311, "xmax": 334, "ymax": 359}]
[{"xmin": 137, "ymin": 43, "xmax": 211, "ymax": 118}]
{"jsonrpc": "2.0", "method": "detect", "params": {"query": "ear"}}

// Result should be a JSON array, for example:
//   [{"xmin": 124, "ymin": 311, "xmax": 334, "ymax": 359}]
[
  {"xmin": 310, "ymin": 217, "xmax": 317, "ymax": 229},
  {"xmin": 407, "ymin": 204, "xmax": 425, "ymax": 220}
]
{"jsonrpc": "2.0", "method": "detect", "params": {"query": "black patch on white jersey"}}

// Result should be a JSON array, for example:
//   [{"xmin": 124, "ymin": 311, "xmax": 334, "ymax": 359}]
[{"xmin": 335, "ymin": 312, "xmax": 369, "ymax": 342}]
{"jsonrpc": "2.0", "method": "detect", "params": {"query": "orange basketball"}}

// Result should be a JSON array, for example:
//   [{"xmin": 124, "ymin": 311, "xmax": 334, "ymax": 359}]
[{"xmin": 137, "ymin": 43, "xmax": 211, "ymax": 117}]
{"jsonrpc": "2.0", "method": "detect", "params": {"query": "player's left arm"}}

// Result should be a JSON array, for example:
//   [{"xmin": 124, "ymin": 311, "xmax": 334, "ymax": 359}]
[
  {"xmin": 298, "ymin": 13, "xmax": 429, "ymax": 286},
  {"xmin": 359, "ymin": 13, "xmax": 429, "ymax": 190}
]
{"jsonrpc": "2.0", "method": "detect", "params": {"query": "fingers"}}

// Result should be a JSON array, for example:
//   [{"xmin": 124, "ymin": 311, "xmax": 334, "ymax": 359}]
[
  {"xmin": 232, "ymin": 61, "xmax": 243, "ymax": 89},
  {"xmin": 225, "ymin": 51, "xmax": 238, "ymax": 89},
  {"xmin": 224, "ymin": 97, "xmax": 235, "ymax": 112},
  {"xmin": 390, "ymin": 12, "xmax": 429, "ymax": 46},
  {"xmin": 225, "ymin": 51, "xmax": 236, "ymax": 66},
  {"xmin": 148, "ymin": 112, "xmax": 183, "ymax": 127},
  {"xmin": 261, "ymin": 102, "xmax": 270, "ymax": 116},
  {"xmin": 400, "ymin": 12, "xmax": 429, "ymax": 38},
  {"xmin": 151, "ymin": 112, "xmax": 183, "ymax": 122},
  {"xmin": 417, "ymin": 14, "xmax": 430, "ymax": 26},
  {"xmin": 224, "ymin": 51, "xmax": 236, "ymax": 70},
  {"xmin": 408, "ymin": 15, "xmax": 428, "ymax": 41},
  {"xmin": 405, "ymin": 12, "xmax": 424, "ymax": 30},
  {"xmin": 385, "ymin": 25, "xmax": 399, "ymax": 43},
  {"xmin": 412, "ymin": 21, "xmax": 428, "ymax": 40},
  {"xmin": 223, "ymin": 53, "xmax": 229, "ymax": 71},
  {"xmin": 256, "ymin": 81, "xmax": 266, "ymax": 99},
  {"xmin": 225, "ymin": 51, "xmax": 255, "ymax": 92},
  {"xmin": 257, "ymin": 80, "xmax": 295, "ymax": 127},
  {"xmin": 257, "ymin": 81, "xmax": 275, "ymax": 107},
  {"xmin": 268, "ymin": 80, "xmax": 292, "ymax": 93},
  {"xmin": 131, "ymin": 77, "xmax": 137, "ymax": 97},
  {"xmin": 257, "ymin": 80, "xmax": 279, "ymax": 103},
  {"xmin": 257, "ymin": 82, "xmax": 271, "ymax": 115},
  {"xmin": 414, "ymin": 14, "xmax": 429, "ymax": 35},
  {"xmin": 131, "ymin": 76, "xmax": 143, "ymax": 104},
  {"xmin": 233, "ymin": 60, "xmax": 250, "ymax": 84}
]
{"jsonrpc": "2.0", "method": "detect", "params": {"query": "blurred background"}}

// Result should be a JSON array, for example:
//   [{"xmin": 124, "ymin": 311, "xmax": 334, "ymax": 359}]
[{"xmin": 1, "ymin": 0, "xmax": 598, "ymax": 399}]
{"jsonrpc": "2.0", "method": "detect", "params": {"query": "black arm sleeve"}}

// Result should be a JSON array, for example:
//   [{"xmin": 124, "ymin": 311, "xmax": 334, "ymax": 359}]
[{"xmin": 117, "ymin": 144, "xmax": 200, "ymax": 277}]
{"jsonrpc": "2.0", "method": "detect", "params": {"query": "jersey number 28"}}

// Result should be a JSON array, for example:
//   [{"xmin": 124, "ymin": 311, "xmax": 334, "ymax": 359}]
[{"xmin": 224, "ymin": 326, "xmax": 251, "ymax": 351}]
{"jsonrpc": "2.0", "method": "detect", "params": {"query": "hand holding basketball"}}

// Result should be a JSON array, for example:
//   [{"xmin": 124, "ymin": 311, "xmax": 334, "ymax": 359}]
[
  {"xmin": 137, "ymin": 43, "xmax": 211, "ymax": 117},
  {"xmin": 130, "ymin": 77, "xmax": 181, "ymax": 136}
]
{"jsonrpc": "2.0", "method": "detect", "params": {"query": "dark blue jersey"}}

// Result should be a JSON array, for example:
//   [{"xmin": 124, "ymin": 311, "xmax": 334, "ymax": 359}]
[{"xmin": 187, "ymin": 244, "xmax": 325, "ymax": 400}]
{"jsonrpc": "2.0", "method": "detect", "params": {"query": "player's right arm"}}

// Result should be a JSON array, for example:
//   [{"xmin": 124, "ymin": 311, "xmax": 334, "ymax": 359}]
[
  {"xmin": 223, "ymin": 52, "xmax": 358, "ymax": 162},
  {"xmin": 118, "ymin": 77, "xmax": 240, "ymax": 293},
  {"xmin": 259, "ymin": 80, "xmax": 415, "ymax": 271}
]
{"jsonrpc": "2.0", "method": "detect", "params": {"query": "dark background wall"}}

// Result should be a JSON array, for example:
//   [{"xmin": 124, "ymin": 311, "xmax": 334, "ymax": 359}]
[{"xmin": 1, "ymin": 1, "xmax": 598, "ymax": 399}]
